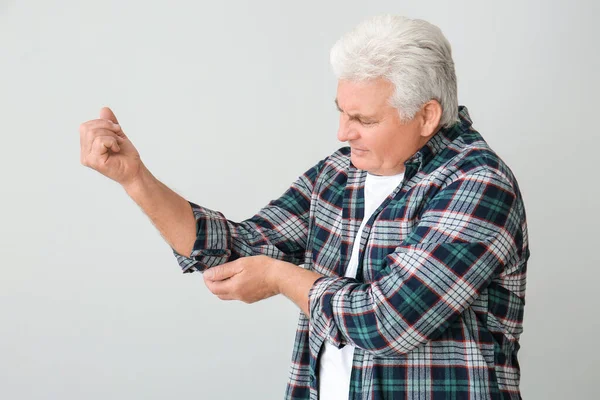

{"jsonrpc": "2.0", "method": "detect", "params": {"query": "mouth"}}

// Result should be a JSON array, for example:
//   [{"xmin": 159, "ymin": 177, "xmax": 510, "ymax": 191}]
[{"xmin": 351, "ymin": 147, "xmax": 368, "ymax": 154}]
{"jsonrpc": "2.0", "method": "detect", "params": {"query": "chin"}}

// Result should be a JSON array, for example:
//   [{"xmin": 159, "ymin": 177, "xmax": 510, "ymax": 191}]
[{"xmin": 350, "ymin": 155, "xmax": 371, "ymax": 171}]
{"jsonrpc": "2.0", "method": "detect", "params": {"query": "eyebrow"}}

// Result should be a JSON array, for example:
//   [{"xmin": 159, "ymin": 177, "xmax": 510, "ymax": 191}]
[{"xmin": 334, "ymin": 99, "xmax": 377, "ymax": 120}]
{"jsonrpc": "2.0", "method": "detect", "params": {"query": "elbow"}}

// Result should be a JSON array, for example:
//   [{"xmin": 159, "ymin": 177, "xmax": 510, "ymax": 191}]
[
  {"xmin": 356, "ymin": 313, "xmax": 457, "ymax": 357},
  {"xmin": 355, "ymin": 333, "xmax": 425, "ymax": 358}
]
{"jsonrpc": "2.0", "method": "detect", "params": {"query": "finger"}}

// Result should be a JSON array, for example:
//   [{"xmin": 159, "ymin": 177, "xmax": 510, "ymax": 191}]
[
  {"xmin": 91, "ymin": 135, "xmax": 120, "ymax": 157},
  {"xmin": 80, "ymin": 119, "xmax": 121, "ymax": 135},
  {"xmin": 82, "ymin": 128, "xmax": 121, "ymax": 155},
  {"xmin": 86, "ymin": 128, "xmax": 122, "ymax": 142},
  {"xmin": 204, "ymin": 276, "xmax": 235, "ymax": 296},
  {"xmin": 99, "ymin": 106, "xmax": 119, "ymax": 124},
  {"xmin": 81, "ymin": 119, "xmax": 121, "ymax": 132},
  {"xmin": 205, "ymin": 263, "xmax": 242, "ymax": 281}
]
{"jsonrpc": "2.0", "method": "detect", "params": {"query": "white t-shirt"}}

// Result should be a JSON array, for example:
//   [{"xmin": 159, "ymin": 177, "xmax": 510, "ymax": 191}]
[{"xmin": 318, "ymin": 171, "xmax": 405, "ymax": 400}]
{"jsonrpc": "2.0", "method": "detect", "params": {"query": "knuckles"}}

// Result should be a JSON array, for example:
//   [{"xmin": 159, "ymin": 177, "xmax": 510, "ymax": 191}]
[{"xmin": 79, "ymin": 119, "xmax": 118, "ymax": 137}]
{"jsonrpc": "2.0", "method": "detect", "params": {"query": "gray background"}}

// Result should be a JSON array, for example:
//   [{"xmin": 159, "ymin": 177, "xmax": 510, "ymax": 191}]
[{"xmin": 1, "ymin": 0, "xmax": 598, "ymax": 399}]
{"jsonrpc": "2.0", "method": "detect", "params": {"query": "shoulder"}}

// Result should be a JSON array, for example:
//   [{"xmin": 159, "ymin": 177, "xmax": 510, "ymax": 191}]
[
  {"xmin": 323, "ymin": 146, "xmax": 351, "ymax": 169},
  {"xmin": 308, "ymin": 146, "xmax": 351, "ymax": 179},
  {"xmin": 435, "ymin": 124, "xmax": 522, "ymax": 198},
  {"xmin": 297, "ymin": 147, "xmax": 352, "ymax": 195},
  {"xmin": 431, "ymin": 125, "xmax": 529, "ymax": 238}
]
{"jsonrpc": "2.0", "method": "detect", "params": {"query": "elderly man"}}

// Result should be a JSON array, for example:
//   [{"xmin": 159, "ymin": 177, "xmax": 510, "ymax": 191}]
[{"xmin": 80, "ymin": 15, "xmax": 528, "ymax": 400}]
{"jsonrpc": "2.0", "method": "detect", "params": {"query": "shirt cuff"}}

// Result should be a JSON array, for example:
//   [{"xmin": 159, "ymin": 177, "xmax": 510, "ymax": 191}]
[{"xmin": 171, "ymin": 201, "xmax": 232, "ymax": 273}]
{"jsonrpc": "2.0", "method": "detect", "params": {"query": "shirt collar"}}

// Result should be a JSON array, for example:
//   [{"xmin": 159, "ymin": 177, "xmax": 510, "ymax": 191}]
[{"xmin": 405, "ymin": 105, "xmax": 473, "ymax": 172}]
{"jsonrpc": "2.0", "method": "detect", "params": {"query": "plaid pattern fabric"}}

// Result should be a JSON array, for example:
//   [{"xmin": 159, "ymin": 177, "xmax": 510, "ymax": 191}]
[{"xmin": 172, "ymin": 106, "xmax": 529, "ymax": 400}]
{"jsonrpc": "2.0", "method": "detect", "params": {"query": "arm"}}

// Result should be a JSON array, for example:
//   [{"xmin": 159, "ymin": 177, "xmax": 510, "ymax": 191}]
[
  {"xmin": 295, "ymin": 167, "xmax": 526, "ymax": 357},
  {"xmin": 169, "ymin": 159, "xmax": 325, "ymax": 273},
  {"xmin": 203, "ymin": 256, "xmax": 323, "ymax": 313},
  {"xmin": 80, "ymin": 107, "xmax": 199, "ymax": 258},
  {"xmin": 275, "ymin": 262, "xmax": 323, "ymax": 316},
  {"xmin": 123, "ymin": 163, "xmax": 197, "ymax": 258}
]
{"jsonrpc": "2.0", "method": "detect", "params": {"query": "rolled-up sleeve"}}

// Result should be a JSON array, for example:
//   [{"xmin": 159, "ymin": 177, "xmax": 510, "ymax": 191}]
[
  {"xmin": 308, "ymin": 167, "xmax": 525, "ymax": 357},
  {"xmin": 172, "ymin": 159, "xmax": 324, "ymax": 273}
]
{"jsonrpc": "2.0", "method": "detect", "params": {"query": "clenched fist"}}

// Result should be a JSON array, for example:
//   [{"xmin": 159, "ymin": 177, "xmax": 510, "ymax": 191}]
[{"xmin": 79, "ymin": 107, "xmax": 143, "ymax": 186}]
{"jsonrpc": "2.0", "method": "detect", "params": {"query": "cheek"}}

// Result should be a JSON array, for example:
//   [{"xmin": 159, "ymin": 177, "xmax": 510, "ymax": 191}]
[{"xmin": 369, "ymin": 135, "xmax": 392, "ymax": 158}]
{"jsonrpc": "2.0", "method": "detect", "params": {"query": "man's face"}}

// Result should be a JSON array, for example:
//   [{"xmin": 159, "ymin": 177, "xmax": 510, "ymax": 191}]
[{"xmin": 335, "ymin": 78, "xmax": 429, "ymax": 176}]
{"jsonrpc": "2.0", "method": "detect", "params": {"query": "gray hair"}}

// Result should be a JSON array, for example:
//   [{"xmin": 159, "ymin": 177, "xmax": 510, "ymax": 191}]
[{"xmin": 330, "ymin": 15, "xmax": 459, "ymax": 128}]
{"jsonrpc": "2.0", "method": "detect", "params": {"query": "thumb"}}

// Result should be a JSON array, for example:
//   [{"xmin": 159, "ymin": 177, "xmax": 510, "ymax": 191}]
[
  {"xmin": 99, "ymin": 106, "xmax": 119, "ymax": 124},
  {"xmin": 205, "ymin": 262, "xmax": 242, "ymax": 281}
]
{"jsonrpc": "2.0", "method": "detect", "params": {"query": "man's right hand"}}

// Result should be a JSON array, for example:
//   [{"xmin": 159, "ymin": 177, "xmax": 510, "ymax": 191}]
[{"xmin": 79, "ymin": 107, "xmax": 143, "ymax": 187}]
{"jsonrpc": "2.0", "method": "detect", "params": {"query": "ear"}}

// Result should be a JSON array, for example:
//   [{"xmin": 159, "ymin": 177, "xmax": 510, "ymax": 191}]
[{"xmin": 419, "ymin": 100, "xmax": 443, "ymax": 139}]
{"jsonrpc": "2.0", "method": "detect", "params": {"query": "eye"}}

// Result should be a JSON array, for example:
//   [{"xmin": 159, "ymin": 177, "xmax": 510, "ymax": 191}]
[{"xmin": 361, "ymin": 120, "xmax": 377, "ymax": 126}]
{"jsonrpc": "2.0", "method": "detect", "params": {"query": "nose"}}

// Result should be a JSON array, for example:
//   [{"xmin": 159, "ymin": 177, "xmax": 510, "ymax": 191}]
[{"xmin": 337, "ymin": 114, "xmax": 358, "ymax": 142}]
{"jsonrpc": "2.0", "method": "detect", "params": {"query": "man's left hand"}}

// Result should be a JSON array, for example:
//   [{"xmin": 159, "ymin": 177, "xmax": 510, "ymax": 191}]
[{"xmin": 203, "ymin": 255, "xmax": 280, "ymax": 303}]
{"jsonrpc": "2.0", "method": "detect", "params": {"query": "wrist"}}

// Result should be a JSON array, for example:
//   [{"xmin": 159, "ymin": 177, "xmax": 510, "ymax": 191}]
[
  {"xmin": 268, "ymin": 258, "xmax": 290, "ymax": 295},
  {"xmin": 122, "ymin": 163, "xmax": 154, "ymax": 195}
]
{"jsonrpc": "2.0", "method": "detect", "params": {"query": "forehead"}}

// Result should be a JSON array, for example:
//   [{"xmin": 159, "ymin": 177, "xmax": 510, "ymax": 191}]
[{"xmin": 335, "ymin": 78, "xmax": 394, "ymax": 113}]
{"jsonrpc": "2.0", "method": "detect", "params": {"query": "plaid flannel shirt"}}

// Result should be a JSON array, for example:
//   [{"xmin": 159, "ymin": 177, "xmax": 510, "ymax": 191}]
[{"xmin": 172, "ymin": 106, "xmax": 529, "ymax": 400}]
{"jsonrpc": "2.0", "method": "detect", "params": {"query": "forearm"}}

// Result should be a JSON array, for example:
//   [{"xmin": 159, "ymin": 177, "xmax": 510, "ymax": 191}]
[
  {"xmin": 123, "ymin": 163, "xmax": 196, "ymax": 257},
  {"xmin": 274, "ymin": 262, "xmax": 323, "ymax": 317}
]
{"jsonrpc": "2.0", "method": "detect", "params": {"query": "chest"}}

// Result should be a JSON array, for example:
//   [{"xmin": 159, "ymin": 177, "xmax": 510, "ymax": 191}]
[{"xmin": 305, "ymin": 169, "xmax": 435, "ymax": 281}]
